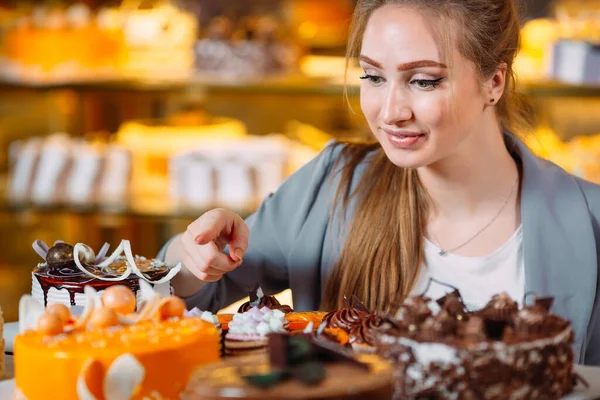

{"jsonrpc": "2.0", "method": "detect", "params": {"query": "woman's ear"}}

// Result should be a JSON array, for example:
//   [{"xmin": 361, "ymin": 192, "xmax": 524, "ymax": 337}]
[{"xmin": 485, "ymin": 63, "xmax": 507, "ymax": 105}]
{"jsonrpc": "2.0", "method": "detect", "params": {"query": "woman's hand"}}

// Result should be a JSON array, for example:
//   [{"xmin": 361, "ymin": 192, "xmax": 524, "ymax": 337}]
[{"xmin": 181, "ymin": 208, "xmax": 249, "ymax": 282}]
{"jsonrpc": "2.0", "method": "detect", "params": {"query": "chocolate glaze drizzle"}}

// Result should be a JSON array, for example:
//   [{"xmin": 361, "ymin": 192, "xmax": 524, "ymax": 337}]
[{"xmin": 34, "ymin": 262, "xmax": 167, "ymax": 306}]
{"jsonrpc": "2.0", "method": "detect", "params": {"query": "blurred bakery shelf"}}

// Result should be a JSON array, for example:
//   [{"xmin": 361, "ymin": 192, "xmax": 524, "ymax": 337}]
[
  {"xmin": 520, "ymin": 80, "xmax": 600, "ymax": 98},
  {"xmin": 0, "ymin": 74, "xmax": 348, "ymax": 96},
  {"xmin": 1, "ymin": 75, "xmax": 599, "ymax": 98}
]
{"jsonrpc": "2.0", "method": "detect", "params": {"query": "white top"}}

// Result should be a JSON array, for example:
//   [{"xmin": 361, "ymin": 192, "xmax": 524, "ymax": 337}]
[{"xmin": 410, "ymin": 225, "xmax": 525, "ymax": 312}]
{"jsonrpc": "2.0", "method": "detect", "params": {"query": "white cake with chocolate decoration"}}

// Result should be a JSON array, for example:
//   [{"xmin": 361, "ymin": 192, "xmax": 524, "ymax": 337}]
[{"xmin": 31, "ymin": 239, "xmax": 180, "ymax": 310}]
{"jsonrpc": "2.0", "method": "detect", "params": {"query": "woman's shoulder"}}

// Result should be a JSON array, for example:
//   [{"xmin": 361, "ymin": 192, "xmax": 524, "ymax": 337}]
[
  {"xmin": 573, "ymin": 177, "xmax": 600, "ymax": 214},
  {"xmin": 530, "ymin": 154, "xmax": 600, "ymax": 217}
]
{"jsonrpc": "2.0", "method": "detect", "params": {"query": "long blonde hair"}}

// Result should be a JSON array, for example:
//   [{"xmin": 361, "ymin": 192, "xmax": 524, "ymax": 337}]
[{"xmin": 321, "ymin": 0, "xmax": 531, "ymax": 313}]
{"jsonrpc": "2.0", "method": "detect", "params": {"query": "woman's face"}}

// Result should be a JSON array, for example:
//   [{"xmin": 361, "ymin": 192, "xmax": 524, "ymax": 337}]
[{"xmin": 360, "ymin": 5, "xmax": 491, "ymax": 168}]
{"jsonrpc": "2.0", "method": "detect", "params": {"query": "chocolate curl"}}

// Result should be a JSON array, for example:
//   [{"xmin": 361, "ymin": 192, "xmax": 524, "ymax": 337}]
[
  {"xmin": 351, "ymin": 295, "xmax": 370, "ymax": 313},
  {"xmin": 436, "ymin": 290, "xmax": 468, "ymax": 320},
  {"xmin": 523, "ymin": 292, "xmax": 554, "ymax": 311},
  {"xmin": 248, "ymin": 284, "xmax": 261, "ymax": 303},
  {"xmin": 535, "ymin": 297, "xmax": 554, "ymax": 312},
  {"xmin": 342, "ymin": 296, "xmax": 350, "ymax": 309},
  {"xmin": 436, "ymin": 289, "xmax": 462, "ymax": 307}
]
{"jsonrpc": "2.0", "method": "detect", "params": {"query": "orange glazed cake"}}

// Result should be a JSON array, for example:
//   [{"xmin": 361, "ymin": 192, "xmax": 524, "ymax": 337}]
[{"xmin": 14, "ymin": 281, "xmax": 220, "ymax": 400}]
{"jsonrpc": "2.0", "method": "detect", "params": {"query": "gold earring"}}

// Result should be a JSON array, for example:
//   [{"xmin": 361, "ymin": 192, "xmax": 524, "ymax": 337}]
[{"xmin": 491, "ymin": 98, "xmax": 495, "ymax": 103}]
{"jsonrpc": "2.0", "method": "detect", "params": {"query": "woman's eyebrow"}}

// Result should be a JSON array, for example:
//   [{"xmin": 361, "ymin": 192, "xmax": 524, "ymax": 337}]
[{"xmin": 359, "ymin": 55, "xmax": 447, "ymax": 71}]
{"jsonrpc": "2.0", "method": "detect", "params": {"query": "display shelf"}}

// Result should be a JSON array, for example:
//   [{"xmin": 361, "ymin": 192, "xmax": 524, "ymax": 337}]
[
  {"xmin": 0, "ymin": 200, "xmax": 253, "ymax": 221},
  {"xmin": 520, "ymin": 80, "xmax": 600, "ymax": 98},
  {"xmin": 2, "ymin": 75, "xmax": 597, "ymax": 97},
  {"xmin": 0, "ymin": 74, "xmax": 346, "ymax": 95}
]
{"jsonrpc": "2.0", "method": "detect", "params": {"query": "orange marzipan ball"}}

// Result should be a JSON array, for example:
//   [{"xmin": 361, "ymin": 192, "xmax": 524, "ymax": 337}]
[
  {"xmin": 159, "ymin": 296, "xmax": 186, "ymax": 320},
  {"xmin": 37, "ymin": 313, "xmax": 64, "ymax": 336},
  {"xmin": 101, "ymin": 285, "xmax": 136, "ymax": 315},
  {"xmin": 46, "ymin": 303, "xmax": 71, "ymax": 324},
  {"xmin": 89, "ymin": 307, "xmax": 120, "ymax": 329}
]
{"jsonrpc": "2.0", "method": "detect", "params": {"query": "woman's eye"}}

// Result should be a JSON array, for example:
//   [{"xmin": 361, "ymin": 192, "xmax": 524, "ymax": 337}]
[
  {"xmin": 359, "ymin": 74, "xmax": 385, "ymax": 85},
  {"xmin": 411, "ymin": 78, "xmax": 444, "ymax": 90}
]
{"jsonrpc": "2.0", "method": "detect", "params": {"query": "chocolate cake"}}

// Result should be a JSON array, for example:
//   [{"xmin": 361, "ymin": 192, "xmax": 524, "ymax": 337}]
[
  {"xmin": 375, "ymin": 291, "xmax": 580, "ymax": 400},
  {"xmin": 31, "ymin": 239, "xmax": 179, "ymax": 307}
]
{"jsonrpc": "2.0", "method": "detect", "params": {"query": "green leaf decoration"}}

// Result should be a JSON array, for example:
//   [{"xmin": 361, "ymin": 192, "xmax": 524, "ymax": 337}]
[
  {"xmin": 287, "ymin": 336, "xmax": 313, "ymax": 364},
  {"xmin": 243, "ymin": 370, "xmax": 288, "ymax": 388},
  {"xmin": 291, "ymin": 361, "xmax": 326, "ymax": 385}
]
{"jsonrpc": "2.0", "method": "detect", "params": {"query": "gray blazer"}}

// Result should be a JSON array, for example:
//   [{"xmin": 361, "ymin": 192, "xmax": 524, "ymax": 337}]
[{"xmin": 159, "ymin": 133, "xmax": 600, "ymax": 365}]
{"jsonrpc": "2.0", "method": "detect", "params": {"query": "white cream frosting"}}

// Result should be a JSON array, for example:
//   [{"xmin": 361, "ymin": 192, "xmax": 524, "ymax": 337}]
[
  {"xmin": 228, "ymin": 307, "xmax": 286, "ymax": 336},
  {"xmin": 185, "ymin": 308, "xmax": 220, "ymax": 325}
]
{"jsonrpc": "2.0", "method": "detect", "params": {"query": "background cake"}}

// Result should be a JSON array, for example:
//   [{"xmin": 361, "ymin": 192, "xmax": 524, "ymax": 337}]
[
  {"xmin": 14, "ymin": 282, "xmax": 220, "ymax": 400},
  {"xmin": 0, "ymin": 2, "xmax": 197, "ymax": 82},
  {"xmin": 31, "ymin": 239, "xmax": 179, "ymax": 309}
]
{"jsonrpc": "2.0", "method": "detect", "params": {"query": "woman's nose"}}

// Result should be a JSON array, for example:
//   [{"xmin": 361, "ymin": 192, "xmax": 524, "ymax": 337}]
[{"xmin": 381, "ymin": 86, "xmax": 413, "ymax": 125}]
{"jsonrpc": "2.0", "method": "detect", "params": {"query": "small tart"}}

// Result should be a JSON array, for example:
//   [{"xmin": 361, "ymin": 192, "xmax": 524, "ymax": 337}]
[{"xmin": 285, "ymin": 311, "xmax": 328, "ymax": 331}]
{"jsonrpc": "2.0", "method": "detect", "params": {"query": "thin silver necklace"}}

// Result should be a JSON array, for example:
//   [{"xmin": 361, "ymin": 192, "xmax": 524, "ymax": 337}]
[{"xmin": 429, "ymin": 176, "xmax": 519, "ymax": 256}]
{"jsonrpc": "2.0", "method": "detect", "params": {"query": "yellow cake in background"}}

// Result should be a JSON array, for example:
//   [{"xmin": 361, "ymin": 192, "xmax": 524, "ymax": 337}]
[{"xmin": 0, "ymin": 2, "xmax": 197, "ymax": 82}]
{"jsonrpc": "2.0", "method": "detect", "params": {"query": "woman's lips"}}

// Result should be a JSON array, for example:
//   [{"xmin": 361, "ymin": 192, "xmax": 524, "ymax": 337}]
[{"xmin": 382, "ymin": 129, "xmax": 426, "ymax": 149}]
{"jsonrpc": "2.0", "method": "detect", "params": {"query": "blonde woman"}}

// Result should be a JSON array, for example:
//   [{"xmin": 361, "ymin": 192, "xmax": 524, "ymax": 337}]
[{"xmin": 161, "ymin": 0, "xmax": 600, "ymax": 364}]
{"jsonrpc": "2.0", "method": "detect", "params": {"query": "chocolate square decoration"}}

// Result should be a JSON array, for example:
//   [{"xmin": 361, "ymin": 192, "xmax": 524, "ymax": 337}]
[
  {"xmin": 535, "ymin": 297, "xmax": 554, "ymax": 312},
  {"xmin": 484, "ymin": 319, "xmax": 508, "ymax": 340}
]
